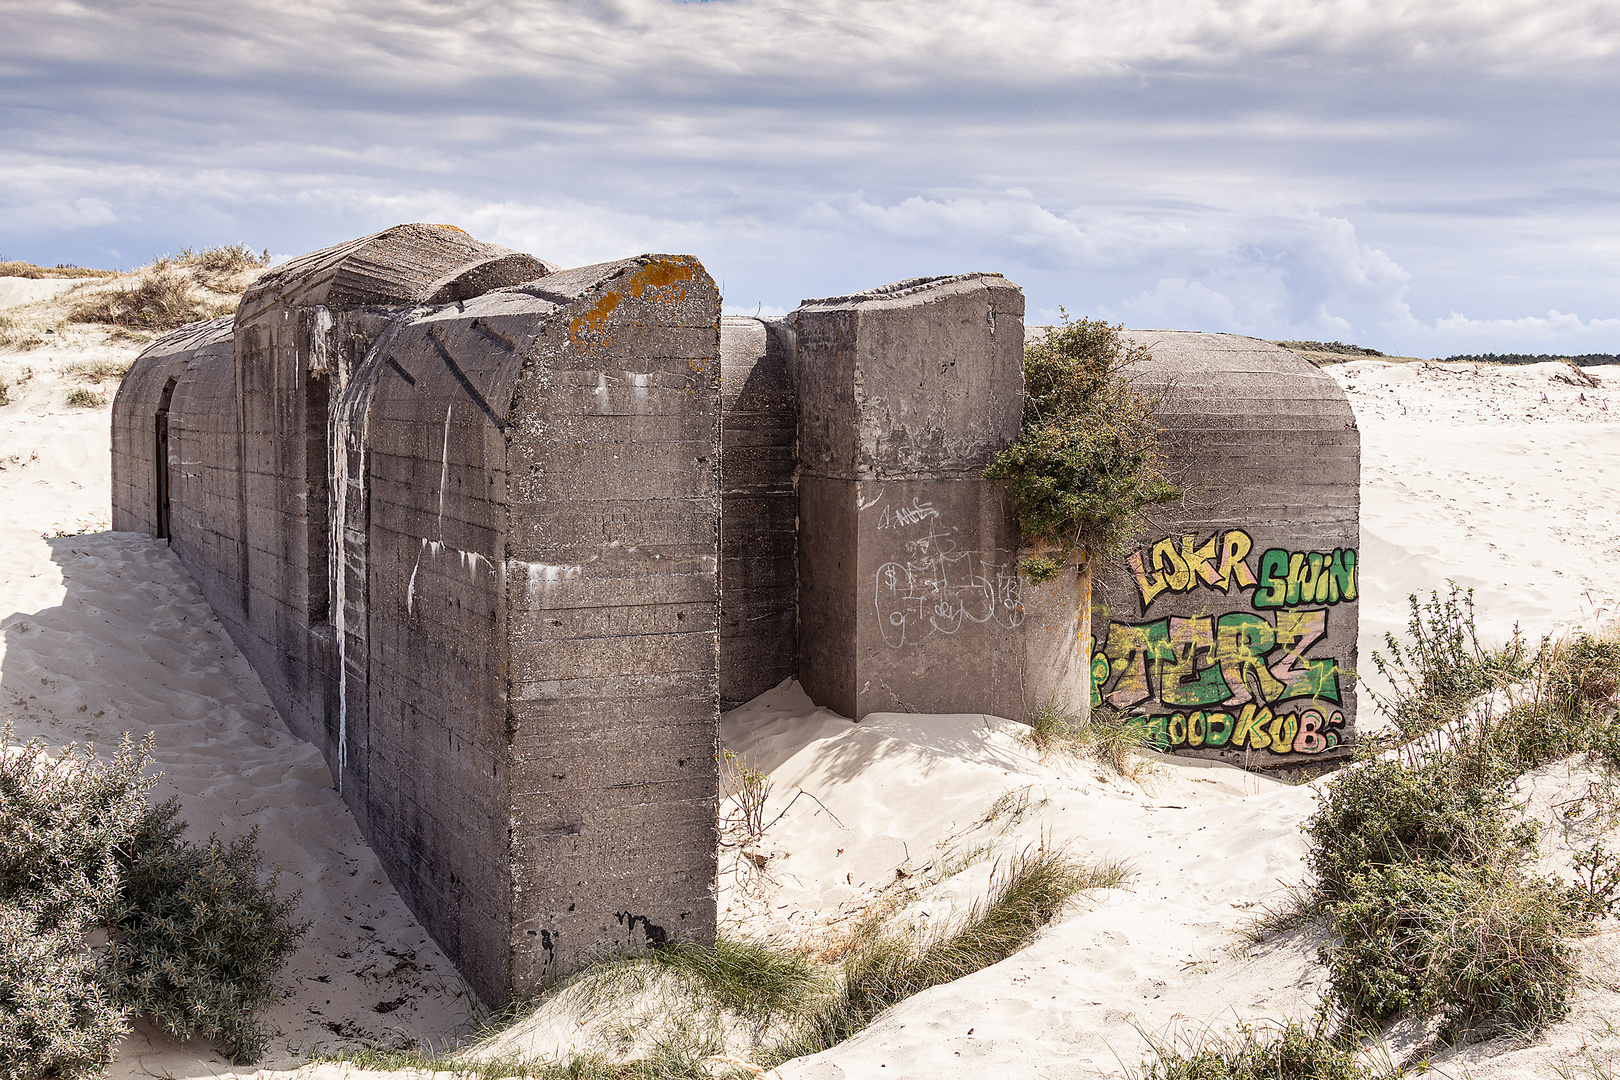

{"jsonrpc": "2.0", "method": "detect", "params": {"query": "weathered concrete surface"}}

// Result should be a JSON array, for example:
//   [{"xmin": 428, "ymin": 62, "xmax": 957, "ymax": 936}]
[
  {"xmin": 1083, "ymin": 330, "xmax": 1360, "ymax": 769},
  {"xmin": 718, "ymin": 317, "xmax": 798, "ymax": 708},
  {"xmin": 112, "ymin": 226, "xmax": 722, "ymax": 1004},
  {"xmin": 792, "ymin": 275, "xmax": 1089, "ymax": 721}
]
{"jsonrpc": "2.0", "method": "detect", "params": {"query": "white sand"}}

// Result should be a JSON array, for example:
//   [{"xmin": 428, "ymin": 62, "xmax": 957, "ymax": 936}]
[
  {"xmin": 0, "ymin": 276, "xmax": 86, "ymax": 310},
  {"xmin": 1, "ymin": 334, "xmax": 1616, "ymax": 1078}
]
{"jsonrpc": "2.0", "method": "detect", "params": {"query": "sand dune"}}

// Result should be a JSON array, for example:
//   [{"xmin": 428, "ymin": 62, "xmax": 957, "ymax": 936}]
[{"xmin": 1, "ymin": 326, "xmax": 1616, "ymax": 1076}]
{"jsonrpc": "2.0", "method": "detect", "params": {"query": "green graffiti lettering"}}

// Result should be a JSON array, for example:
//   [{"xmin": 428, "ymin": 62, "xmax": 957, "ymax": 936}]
[
  {"xmin": 1270, "ymin": 609, "xmax": 1341, "ymax": 704},
  {"xmin": 1255, "ymin": 549, "xmax": 1290, "ymax": 609},
  {"xmin": 1164, "ymin": 615, "xmax": 1230, "ymax": 707},
  {"xmin": 1214, "ymin": 612, "xmax": 1286, "ymax": 705},
  {"xmin": 1284, "ymin": 552, "xmax": 1307, "ymax": 606},
  {"xmin": 1328, "ymin": 548, "xmax": 1357, "ymax": 603},
  {"xmin": 1205, "ymin": 711, "xmax": 1234, "ymax": 746},
  {"xmin": 1144, "ymin": 715, "xmax": 1170, "ymax": 751}
]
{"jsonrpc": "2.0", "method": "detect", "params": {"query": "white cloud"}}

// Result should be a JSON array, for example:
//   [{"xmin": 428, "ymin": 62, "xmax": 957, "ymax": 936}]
[{"xmin": 0, "ymin": 1, "xmax": 1617, "ymax": 355}]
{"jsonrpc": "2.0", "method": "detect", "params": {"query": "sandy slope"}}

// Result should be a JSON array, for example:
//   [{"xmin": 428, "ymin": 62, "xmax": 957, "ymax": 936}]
[{"xmin": 1, "ymin": 323, "xmax": 1617, "ymax": 1079}]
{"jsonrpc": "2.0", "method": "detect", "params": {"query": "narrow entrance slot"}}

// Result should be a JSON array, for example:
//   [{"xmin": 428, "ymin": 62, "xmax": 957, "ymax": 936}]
[
  {"xmin": 306, "ymin": 369, "xmax": 332, "ymax": 626},
  {"xmin": 154, "ymin": 376, "xmax": 178, "ymax": 540}
]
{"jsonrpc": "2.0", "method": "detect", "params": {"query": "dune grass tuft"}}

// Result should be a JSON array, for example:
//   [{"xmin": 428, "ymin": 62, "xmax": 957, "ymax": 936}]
[
  {"xmin": 1136, "ymin": 1020, "xmax": 1385, "ymax": 1080},
  {"xmin": 0, "ymin": 260, "xmax": 115, "ymax": 280},
  {"xmin": 764, "ymin": 845, "xmax": 1124, "ymax": 1063},
  {"xmin": 64, "ymin": 358, "xmax": 132, "ymax": 385},
  {"xmin": 1024, "ymin": 700, "xmax": 1151, "ymax": 778}
]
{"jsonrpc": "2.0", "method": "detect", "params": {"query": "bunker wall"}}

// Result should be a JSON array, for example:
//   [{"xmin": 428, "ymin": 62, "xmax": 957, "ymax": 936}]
[
  {"xmin": 502, "ymin": 256, "xmax": 722, "ymax": 993},
  {"xmin": 791, "ymin": 275, "xmax": 1090, "ymax": 721},
  {"xmin": 1088, "ymin": 331, "xmax": 1360, "ymax": 767},
  {"xmin": 718, "ymin": 316, "xmax": 798, "ymax": 708}
]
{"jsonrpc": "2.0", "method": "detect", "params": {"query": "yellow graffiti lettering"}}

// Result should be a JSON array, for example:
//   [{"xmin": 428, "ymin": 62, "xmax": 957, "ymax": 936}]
[
  {"xmin": 1186, "ymin": 710, "xmax": 1206, "ymax": 746},
  {"xmin": 1231, "ymin": 704, "xmax": 1274, "ymax": 750},
  {"xmin": 1216, "ymin": 529, "xmax": 1257, "ymax": 590},
  {"xmin": 1181, "ymin": 533, "xmax": 1221, "ymax": 587},
  {"xmin": 1167, "ymin": 713, "xmax": 1187, "ymax": 746},
  {"xmin": 1205, "ymin": 711, "xmax": 1234, "ymax": 746},
  {"xmin": 1129, "ymin": 549, "xmax": 1170, "ymax": 609},
  {"xmin": 1152, "ymin": 536, "xmax": 1191, "ymax": 592}
]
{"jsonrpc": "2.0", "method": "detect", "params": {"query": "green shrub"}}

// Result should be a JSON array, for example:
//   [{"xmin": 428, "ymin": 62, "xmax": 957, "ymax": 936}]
[
  {"xmin": 1368, "ymin": 586, "xmax": 1527, "ymax": 746},
  {"xmin": 984, "ymin": 315, "xmax": 1179, "ymax": 584},
  {"xmin": 0, "ymin": 907, "xmax": 130, "ymax": 1080},
  {"xmin": 1137, "ymin": 1020, "xmax": 1378, "ymax": 1080},
  {"xmin": 107, "ymin": 801, "xmax": 306, "ymax": 1062},
  {"xmin": 0, "ymin": 732, "xmax": 154, "ymax": 932},
  {"xmin": 1323, "ymin": 864, "xmax": 1584, "ymax": 1040},
  {"xmin": 0, "ymin": 726, "xmax": 305, "ymax": 1071},
  {"xmin": 66, "ymin": 388, "xmax": 106, "ymax": 409},
  {"xmin": 1303, "ymin": 756, "xmax": 1518, "ymax": 904}
]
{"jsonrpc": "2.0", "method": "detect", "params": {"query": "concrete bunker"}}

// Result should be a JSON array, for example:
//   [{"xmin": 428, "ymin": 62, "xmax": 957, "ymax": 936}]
[
  {"xmin": 114, "ymin": 226, "xmax": 1360, "ymax": 1002},
  {"xmin": 113, "ymin": 224, "xmax": 724, "ymax": 1004}
]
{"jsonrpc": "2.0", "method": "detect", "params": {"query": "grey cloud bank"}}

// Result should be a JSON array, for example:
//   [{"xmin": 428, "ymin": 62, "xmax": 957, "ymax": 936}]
[{"xmin": 3, "ymin": 0, "xmax": 1618, "ymax": 356}]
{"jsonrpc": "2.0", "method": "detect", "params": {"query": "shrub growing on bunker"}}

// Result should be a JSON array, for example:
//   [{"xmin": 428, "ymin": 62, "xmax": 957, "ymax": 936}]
[
  {"xmin": 984, "ymin": 315, "xmax": 1178, "ymax": 584},
  {"xmin": 0, "ymin": 725, "xmax": 306, "ymax": 1072}
]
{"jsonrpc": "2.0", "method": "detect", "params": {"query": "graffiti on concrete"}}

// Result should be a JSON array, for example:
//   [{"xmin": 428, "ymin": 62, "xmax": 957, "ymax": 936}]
[
  {"xmin": 1127, "ymin": 528, "xmax": 1357, "ymax": 614},
  {"xmin": 874, "ymin": 497, "xmax": 941, "ymax": 530},
  {"xmin": 875, "ymin": 528, "xmax": 1024, "ymax": 648},
  {"xmin": 1097, "ymin": 609, "xmax": 1341, "ymax": 711},
  {"xmin": 1124, "ymin": 704, "xmax": 1348, "ymax": 755},
  {"xmin": 1103, "ymin": 525, "xmax": 1357, "ymax": 757}
]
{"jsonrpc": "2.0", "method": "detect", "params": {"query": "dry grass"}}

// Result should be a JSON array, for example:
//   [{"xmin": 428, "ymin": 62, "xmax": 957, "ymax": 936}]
[
  {"xmin": 65, "ymin": 388, "xmax": 106, "ymax": 409},
  {"xmin": 67, "ymin": 244, "xmax": 267, "ymax": 333},
  {"xmin": 764, "ymin": 845, "xmax": 1125, "ymax": 1064},
  {"xmin": 0, "ymin": 315, "xmax": 44, "ymax": 351},
  {"xmin": 63, "ymin": 358, "xmax": 131, "ymax": 385},
  {"xmin": 0, "ymin": 260, "xmax": 115, "ymax": 280}
]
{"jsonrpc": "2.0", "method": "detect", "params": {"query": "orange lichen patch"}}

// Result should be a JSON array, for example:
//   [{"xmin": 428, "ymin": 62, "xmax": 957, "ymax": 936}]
[
  {"xmin": 626, "ymin": 257, "xmax": 697, "ymax": 302},
  {"xmin": 570, "ymin": 290, "xmax": 621, "ymax": 337},
  {"xmin": 425, "ymin": 223, "xmax": 470, "ymax": 234}
]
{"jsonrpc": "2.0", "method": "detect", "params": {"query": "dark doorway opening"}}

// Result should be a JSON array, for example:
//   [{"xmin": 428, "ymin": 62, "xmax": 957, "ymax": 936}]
[{"xmin": 154, "ymin": 376, "xmax": 178, "ymax": 540}]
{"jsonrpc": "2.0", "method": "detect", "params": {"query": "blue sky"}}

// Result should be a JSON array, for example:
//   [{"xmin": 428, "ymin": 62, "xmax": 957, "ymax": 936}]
[{"xmin": 3, "ymin": 0, "xmax": 1617, "ymax": 356}]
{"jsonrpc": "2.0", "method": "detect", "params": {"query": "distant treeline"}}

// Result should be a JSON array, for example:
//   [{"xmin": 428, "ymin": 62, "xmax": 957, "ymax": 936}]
[
  {"xmin": 1273, "ymin": 340, "xmax": 1386, "ymax": 357},
  {"xmin": 1442, "ymin": 353, "xmax": 1620, "ymax": 365}
]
